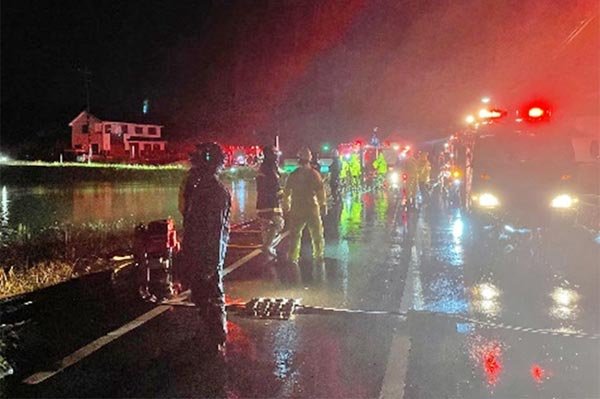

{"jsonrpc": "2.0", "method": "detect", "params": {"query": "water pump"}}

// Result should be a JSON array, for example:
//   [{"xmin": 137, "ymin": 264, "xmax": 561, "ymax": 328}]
[{"xmin": 133, "ymin": 218, "xmax": 180, "ymax": 301}]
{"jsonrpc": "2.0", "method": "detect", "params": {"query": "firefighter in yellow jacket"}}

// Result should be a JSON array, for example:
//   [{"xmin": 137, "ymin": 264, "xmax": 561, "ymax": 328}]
[{"xmin": 283, "ymin": 147, "xmax": 327, "ymax": 266}]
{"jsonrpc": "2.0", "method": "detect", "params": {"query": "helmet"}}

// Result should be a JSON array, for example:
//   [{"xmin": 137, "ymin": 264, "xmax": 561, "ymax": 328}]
[
  {"xmin": 262, "ymin": 145, "xmax": 278, "ymax": 161},
  {"xmin": 297, "ymin": 146, "xmax": 312, "ymax": 162},
  {"xmin": 190, "ymin": 142, "xmax": 226, "ymax": 170}
]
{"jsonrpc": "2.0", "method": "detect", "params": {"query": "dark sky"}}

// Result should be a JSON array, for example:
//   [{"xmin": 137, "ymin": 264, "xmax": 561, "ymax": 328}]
[{"xmin": 1, "ymin": 0, "xmax": 598, "ymax": 150}]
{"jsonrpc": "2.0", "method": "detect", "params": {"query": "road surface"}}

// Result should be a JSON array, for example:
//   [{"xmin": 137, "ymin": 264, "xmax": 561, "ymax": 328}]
[{"xmin": 6, "ymin": 191, "xmax": 599, "ymax": 398}]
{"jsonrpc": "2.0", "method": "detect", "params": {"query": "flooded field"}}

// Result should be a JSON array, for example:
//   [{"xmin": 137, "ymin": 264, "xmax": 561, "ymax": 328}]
[{"xmin": 1, "ymin": 180, "xmax": 256, "ymax": 241}]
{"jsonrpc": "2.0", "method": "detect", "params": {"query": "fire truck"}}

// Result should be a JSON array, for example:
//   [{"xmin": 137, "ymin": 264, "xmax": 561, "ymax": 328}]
[{"xmin": 450, "ymin": 102, "xmax": 589, "ymax": 230}]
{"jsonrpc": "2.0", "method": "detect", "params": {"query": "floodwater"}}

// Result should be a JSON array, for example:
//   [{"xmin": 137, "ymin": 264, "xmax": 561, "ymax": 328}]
[{"xmin": 0, "ymin": 180, "xmax": 256, "ymax": 240}]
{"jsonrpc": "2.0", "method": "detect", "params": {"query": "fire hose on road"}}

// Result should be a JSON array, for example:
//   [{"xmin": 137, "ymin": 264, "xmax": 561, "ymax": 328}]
[{"xmin": 159, "ymin": 296, "xmax": 600, "ymax": 341}]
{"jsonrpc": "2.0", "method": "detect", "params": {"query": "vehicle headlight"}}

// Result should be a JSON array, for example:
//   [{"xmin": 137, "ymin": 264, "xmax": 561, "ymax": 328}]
[
  {"xmin": 390, "ymin": 172, "xmax": 399, "ymax": 184},
  {"xmin": 551, "ymin": 194, "xmax": 577, "ymax": 209},
  {"xmin": 477, "ymin": 193, "xmax": 500, "ymax": 208}
]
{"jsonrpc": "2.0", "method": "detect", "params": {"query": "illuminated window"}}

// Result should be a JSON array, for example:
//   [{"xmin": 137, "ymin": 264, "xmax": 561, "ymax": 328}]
[
  {"xmin": 148, "ymin": 127, "xmax": 157, "ymax": 135},
  {"xmin": 135, "ymin": 126, "xmax": 143, "ymax": 135}
]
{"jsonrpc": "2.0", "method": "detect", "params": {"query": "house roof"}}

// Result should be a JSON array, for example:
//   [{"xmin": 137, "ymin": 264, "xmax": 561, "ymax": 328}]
[
  {"xmin": 68, "ymin": 110, "xmax": 101, "ymax": 126},
  {"xmin": 69, "ymin": 110, "xmax": 164, "ymax": 127}
]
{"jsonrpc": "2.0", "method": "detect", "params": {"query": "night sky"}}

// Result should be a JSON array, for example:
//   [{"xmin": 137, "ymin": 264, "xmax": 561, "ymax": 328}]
[{"xmin": 1, "ymin": 0, "xmax": 598, "ymax": 152}]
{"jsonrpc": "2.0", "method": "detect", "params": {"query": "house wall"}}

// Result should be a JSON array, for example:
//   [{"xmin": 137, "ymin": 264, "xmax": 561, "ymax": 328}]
[
  {"xmin": 70, "ymin": 111, "xmax": 165, "ymax": 157},
  {"xmin": 71, "ymin": 114, "xmax": 103, "ymax": 153}
]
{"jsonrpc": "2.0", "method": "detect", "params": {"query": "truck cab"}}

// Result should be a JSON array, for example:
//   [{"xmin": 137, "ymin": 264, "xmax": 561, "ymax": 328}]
[{"xmin": 466, "ymin": 120, "xmax": 579, "ymax": 229}]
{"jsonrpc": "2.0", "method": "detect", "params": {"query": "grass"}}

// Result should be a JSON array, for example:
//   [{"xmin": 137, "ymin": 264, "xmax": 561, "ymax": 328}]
[
  {"xmin": 0, "ymin": 161, "xmax": 256, "ymax": 184},
  {"xmin": 0, "ymin": 262, "xmax": 76, "ymax": 299},
  {"xmin": 3, "ymin": 160, "xmax": 185, "ymax": 169},
  {"xmin": 0, "ymin": 220, "xmax": 134, "ymax": 299}
]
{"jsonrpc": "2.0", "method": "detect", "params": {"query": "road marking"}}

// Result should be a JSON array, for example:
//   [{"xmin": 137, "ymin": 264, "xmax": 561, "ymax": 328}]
[
  {"xmin": 23, "ymin": 231, "xmax": 289, "ymax": 385},
  {"xmin": 224, "ymin": 231, "xmax": 288, "ymax": 276},
  {"xmin": 22, "ymin": 305, "xmax": 170, "ymax": 385},
  {"xmin": 379, "ymin": 334, "xmax": 411, "ymax": 399}
]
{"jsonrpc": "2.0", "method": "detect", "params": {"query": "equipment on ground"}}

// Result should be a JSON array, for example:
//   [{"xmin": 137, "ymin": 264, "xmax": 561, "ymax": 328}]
[{"xmin": 134, "ymin": 218, "xmax": 180, "ymax": 302}]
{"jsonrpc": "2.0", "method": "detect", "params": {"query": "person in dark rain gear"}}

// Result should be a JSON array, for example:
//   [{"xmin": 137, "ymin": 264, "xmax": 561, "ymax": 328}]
[
  {"xmin": 329, "ymin": 149, "xmax": 342, "ymax": 203},
  {"xmin": 310, "ymin": 150, "xmax": 322, "ymax": 173},
  {"xmin": 283, "ymin": 147, "xmax": 327, "ymax": 266},
  {"xmin": 181, "ymin": 142, "xmax": 231, "ymax": 354},
  {"xmin": 256, "ymin": 145, "xmax": 284, "ymax": 257}
]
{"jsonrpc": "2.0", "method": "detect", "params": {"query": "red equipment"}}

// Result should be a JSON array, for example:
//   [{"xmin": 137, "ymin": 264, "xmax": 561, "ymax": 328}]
[{"xmin": 134, "ymin": 218, "xmax": 181, "ymax": 301}]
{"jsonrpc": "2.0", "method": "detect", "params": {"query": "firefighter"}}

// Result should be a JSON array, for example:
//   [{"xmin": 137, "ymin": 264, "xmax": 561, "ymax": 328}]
[
  {"xmin": 181, "ymin": 142, "xmax": 231, "ymax": 355},
  {"xmin": 256, "ymin": 145, "xmax": 284, "ymax": 258},
  {"xmin": 310, "ymin": 150, "xmax": 321, "ymax": 173},
  {"xmin": 417, "ymin": 151, "xmax": 432, "ymax": 202},
  {"xmin": 329, "ymin": 149, "xmax": 342, "ymax": 203},
  {"xmin": 405, "ymin": 151, "xmax": 419, "ymax": 206},
  {"xmin": 348, "ymin": 153, "xmax": 362, "ymax": 190},
  {"xmin": 372, "ymin": 152, "xmax": 388, "ymax": 189},
  {"xmin": 283, "ymin": 147, "xmax": 327, "ymax": 266}
]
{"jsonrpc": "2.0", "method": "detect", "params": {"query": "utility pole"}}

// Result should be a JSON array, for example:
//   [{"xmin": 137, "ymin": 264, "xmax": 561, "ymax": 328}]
[
  {"xmin": 78, "ymin": 66, "xmax": 92, "ymax": 112},
  {"xmin": 78, "ymin": 66, "xmax": 92, "ymax": 162}
]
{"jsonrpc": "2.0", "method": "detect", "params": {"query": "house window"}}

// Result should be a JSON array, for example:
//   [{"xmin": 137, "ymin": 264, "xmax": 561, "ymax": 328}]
[
  {"xmin": 81, "ymin": 124, "xmax": 89, "ymax": 133},
  {"xmin": 105, "ymin": 124, "xmax": 112, "ymax": 134},
  {"xmin": 153, "ymin": 144, "xmax": 161, "ymax": 151},
  {"xmin": 121, "ymin": 124, "xmax": 128, "ymax": 134},
  {"xmin": 135, "ymin": 126, "xmax": 143, "ymax": 135},
  {"xmin": 148, "ymin": 127, "xmax": 157, "ymax": 135}
]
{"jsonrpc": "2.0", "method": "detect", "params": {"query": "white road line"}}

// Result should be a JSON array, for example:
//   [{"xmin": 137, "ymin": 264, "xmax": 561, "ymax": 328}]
[
  {"xmin": 380, "ymin": 204, "xmax": 414, "ymax": 399},
  {"xmin": 22, "ymin": 305, "xmax": 171, "ymax": 385},
  {"xmin": 23, "ymin": 231, "xmax": 289, "ymax": 385},
  {"xmin": 379, "ymin": 335, "xmax": 411, "ymax": 399}
]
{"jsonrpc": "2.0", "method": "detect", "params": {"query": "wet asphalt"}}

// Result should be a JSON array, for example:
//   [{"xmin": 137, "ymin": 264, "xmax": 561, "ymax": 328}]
[{"xmin": 7, "ymin": 191, "xmax": 600, "ymax": 398}]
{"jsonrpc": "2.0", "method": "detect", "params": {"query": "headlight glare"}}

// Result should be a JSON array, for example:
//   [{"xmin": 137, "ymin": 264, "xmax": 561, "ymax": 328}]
[
  {"xmin": 551, "ymin": 194, "xmax": 576, "ymax": 209},
  {"xmin": 478, "ymin": 193, "xmax": 500, "ymax": 208}
]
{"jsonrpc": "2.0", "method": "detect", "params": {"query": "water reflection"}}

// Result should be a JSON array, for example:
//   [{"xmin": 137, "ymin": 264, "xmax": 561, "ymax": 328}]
[
  {"xmin": 339, "ymin": 194, "xmax": 363, "ymax": 239},
  {"xmin": 467, "ymin": 334, "xmax": 506, "ymax": 386},
  {"xmin": 230, "ymin": 180, "xmax": 252, "ymax": 222},
  {"xmin": 452, "ymin": 217, "xmax": 464, "ymax": 241},
  {"xmin": 1, "ymin": 186, "xmax": 8, "ymax": 228},
  {"xmin": 272, "ymin": 322, "xmax": 298, "ymax": 379},
  {"xmin": 470, "ymin": 282, "xmax": 502, "ymax": 318},
  {"xmin": 550, "ymin": 286, "xmax": 580, "ymax": 321},
  {"xmin": 422, "ymin": 211, "xmax": 468, "ymax": 314},
  {"xmin": 1, "ymin": 182, "xmax": 256, "ymax": 241}
]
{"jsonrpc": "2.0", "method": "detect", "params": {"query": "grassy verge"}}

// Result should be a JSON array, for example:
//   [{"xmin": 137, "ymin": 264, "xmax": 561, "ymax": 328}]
[
  {"xmin": 0, "ymin": 161, "xmax": 257, "ymax": 184},
  {"xmin": 1, "ymin": 262, "xmax": 74, "ymax": 299},
  {"xmin": 0, "ymin": 220, "xmax": 133, "ymax": 299}
]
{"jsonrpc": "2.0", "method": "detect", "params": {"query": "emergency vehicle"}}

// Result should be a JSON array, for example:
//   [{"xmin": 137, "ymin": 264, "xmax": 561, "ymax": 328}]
[{"xmin": 452, "ymin": 102, "xmax": 586, "ymax": 229}]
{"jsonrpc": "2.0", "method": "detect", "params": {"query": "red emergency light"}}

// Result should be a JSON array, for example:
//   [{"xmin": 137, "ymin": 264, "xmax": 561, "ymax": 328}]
[
  {"xmin": 520, "ymin": 100, "xmax": 552, "ymax": 123},
  {"xmin": 528, "ymin": 107, "xmax": 545, "ymax": 118}
]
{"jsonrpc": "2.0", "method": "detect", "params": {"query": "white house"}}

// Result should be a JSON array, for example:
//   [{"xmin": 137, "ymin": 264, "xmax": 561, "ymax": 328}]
[{"xmin": 69, "ymin": 110, "xmax": 167, "ymax": 159}]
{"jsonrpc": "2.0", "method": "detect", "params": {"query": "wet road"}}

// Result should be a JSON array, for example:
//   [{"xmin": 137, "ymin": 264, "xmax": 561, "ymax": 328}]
[{"xmin": 9, "ymin": 191, "xmax": 600, "ymax": 398}]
